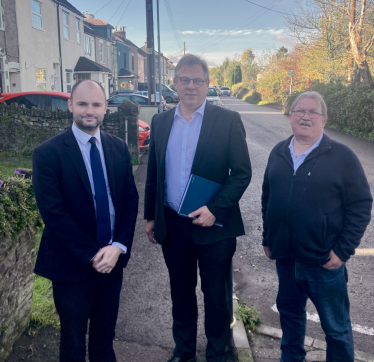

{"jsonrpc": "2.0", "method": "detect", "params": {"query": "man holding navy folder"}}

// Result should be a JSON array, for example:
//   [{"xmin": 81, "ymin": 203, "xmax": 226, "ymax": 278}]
[{"xmin": 144, "ymin": 54, "xmax": 252, "ymax": 362}]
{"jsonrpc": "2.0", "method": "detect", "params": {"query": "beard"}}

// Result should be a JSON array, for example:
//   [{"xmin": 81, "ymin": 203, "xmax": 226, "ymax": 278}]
[{"xmin": 73, "ymin": 114, "xmax": 104, "ymax": 132}]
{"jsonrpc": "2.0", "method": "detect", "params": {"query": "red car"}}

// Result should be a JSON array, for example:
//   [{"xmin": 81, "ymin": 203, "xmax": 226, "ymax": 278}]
[
  {"xmin": 138, "ymin": 119, "xmax": 150, "ymax": 149},
  {"xmin": 0, "ymin": 91, "xmax": 151, "ymax": 149}
]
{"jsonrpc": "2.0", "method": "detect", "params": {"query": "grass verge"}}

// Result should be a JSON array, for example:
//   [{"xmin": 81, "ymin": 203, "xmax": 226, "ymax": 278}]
[
  {"xmin": 0, "ymin": 156, "xmax": 32, "ymax": 177},
  {"xmin": 30, "ymin": 235, "xmax": 60, "ymax": 329}
]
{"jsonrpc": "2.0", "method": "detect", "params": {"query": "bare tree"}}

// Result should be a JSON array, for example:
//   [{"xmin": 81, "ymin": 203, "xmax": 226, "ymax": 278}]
[{"xmin": 284, "ymin": 0, "xmax": 374, "ymax": 85}]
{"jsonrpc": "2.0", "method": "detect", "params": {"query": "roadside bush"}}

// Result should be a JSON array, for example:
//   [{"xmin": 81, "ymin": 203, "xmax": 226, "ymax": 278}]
[
  {"xmin": 232, "ymin": 82, "xmax": 250, "ymax": 99},
  {"xmin": 243, "ymin": 90, "xmax": 262, "ymax": 104},
  {"xmin": 284, "ymin": 82, "xmax": 374, "ymax": 141}
]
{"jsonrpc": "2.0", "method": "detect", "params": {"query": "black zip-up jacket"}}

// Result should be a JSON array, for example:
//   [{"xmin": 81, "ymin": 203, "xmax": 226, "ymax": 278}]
[{"xmin": 262, "ymin": 134, "xmax": 372, "ymax": 263}]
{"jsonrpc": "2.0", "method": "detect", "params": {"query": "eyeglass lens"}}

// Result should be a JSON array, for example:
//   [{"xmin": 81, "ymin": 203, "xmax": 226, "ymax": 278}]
[{"xmin": 179, "ymin": 77, "xmax": 205, "ymax": 86}]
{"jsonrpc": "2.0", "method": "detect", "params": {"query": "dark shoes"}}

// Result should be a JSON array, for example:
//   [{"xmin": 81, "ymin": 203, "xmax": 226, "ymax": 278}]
[{"xmin": 167, "ymin": 356, "xmax": 197, "ymax": 362}]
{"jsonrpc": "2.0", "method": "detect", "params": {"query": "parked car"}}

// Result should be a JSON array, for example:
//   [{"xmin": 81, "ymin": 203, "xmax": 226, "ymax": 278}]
[
  {"xmin": 133, "ymin": 91, "xmax": 166, "ymax": 110},
  {"xmin": 168, "ymin": 84, "xmax": 176, "ymax": 92},
  {"xmin": 156, "ymin": 84, "xmax": 179, "ymax": 103},
  {"xmin": 138, "ymin": 119, "xmax": 150, "ymax": 150},
  {"xmin": 107, "ymin": 93, "xmax": 149, "ymax": 107},
  {"xmin": 206, "ymin": 87, "xmax": 223, "ymax": 107},
  {"xmin": 220, "ymin": 87, "xmax": 231, "ymax": 96},
  {"xmin": 0, "ymin": 91, "xmax": 70, "ymax": 111}
]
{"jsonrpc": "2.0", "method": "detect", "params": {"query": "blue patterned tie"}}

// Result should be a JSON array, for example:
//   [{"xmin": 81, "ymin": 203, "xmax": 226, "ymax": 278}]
[{"xmin": 89, "ymin": 137, "xmax": 111, "ymax": 247}]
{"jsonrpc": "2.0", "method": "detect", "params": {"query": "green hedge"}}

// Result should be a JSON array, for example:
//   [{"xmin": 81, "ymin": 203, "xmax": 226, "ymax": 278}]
[
  {"xmin": 0, "ymin": 170, "xmax": 42, "ymax": 237},
  {"xmin": 284, "ymin": 82, "xmax": 374, "ymax": 141}
]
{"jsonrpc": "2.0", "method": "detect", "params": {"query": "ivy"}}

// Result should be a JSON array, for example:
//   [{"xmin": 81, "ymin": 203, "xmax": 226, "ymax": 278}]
[{"xmin": 0, "ymin": 172, "xmax": 43, "ymax": 238}]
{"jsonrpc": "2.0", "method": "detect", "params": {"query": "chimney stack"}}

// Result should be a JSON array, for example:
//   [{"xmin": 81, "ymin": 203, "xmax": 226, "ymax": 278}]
[{"xmin": 114, "ymin": 26, "xmax": 126, "ymax": 39}]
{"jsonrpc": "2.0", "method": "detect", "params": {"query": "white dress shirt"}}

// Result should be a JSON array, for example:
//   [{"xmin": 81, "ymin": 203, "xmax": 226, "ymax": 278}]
[{"xmin": 72, "ymin": 123, "xmax": 127, "ymax": 253}]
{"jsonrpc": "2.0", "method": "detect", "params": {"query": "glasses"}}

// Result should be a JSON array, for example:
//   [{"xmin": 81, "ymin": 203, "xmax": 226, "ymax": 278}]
[
  {"xmin": 292, "ymin": 110, "xmax": 323, "ymax": 120},
  {"xmin": 178, "ymin": 77, "xmax": 208, "ymax": 87}
]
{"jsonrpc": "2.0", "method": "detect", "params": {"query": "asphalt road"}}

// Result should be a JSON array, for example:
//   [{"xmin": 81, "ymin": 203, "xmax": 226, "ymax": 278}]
[{"xmin": 219, "ymin": 96, "xmax": 374, "ymax": 355}]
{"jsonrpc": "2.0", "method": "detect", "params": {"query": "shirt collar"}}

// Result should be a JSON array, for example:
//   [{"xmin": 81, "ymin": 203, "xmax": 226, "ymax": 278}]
[
  {"xmin": 289, "ymin": 133, "xmax": 323, "ymax": 157},
  {"xmin": 72, "ymin": 122, "xmax": 101, "ymax": 145},
  {"xmin": 174, "ymin": 100, "xmax": 207, "ymax": 121}
]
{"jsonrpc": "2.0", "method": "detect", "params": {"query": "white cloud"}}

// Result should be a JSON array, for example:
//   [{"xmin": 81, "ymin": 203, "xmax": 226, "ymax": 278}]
[
  {"xmin": 180, "ymin": 28, "xmax": 284, "ymax": 37},
  {"xmin": 274, "ymin": 34, "xmax": 296, "ymax": 47}
]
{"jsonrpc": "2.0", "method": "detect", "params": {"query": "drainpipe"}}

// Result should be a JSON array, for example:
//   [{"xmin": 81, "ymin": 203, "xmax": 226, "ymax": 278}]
[{"xmin": 56, "ymin": 3, "xmax": 64, "ymax": 92}]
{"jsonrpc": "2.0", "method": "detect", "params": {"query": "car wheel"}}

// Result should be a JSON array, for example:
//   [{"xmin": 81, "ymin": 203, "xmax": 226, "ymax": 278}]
[{"xmin": 165, "ymin": 96, "xmax": 172, "ymax": 103}]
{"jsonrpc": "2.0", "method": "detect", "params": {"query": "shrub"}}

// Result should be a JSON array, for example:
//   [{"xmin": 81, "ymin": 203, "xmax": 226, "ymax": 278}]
[
  {"xmin": 243, "ymin": 90, "xmax": 262, "ymax": 104},
  {"xmin": 0, "ymin": 170, "xmax": 42, "ymax": 237},
  {"xmin": 236, "ymin": 302, "xmax": 261, "ymax": 330},
  {"xmin": 284, "ymin": 82, "xmax": 374, "ymax": 141}
]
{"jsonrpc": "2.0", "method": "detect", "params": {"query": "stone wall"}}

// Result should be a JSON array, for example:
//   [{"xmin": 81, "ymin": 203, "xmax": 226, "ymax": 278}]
[
  {"xmin": 0, "ymin": 100, "xmax": 140, "ymax": 161},
  {"xmin": 0, "ymin": 229, "xmax": 38, "ymax": 362}
]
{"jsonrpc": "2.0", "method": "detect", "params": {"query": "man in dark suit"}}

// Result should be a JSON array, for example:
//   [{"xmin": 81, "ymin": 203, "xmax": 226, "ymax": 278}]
[
  {"xmin": 144, "ymin": 54, "xmax": 252, "ymax": 362},
  {"xmin": 33, "ymin": 80, "xmax": 138, "ymax": 362}
]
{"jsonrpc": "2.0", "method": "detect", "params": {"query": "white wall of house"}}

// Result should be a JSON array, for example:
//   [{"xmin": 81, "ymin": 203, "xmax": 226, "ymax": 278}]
[
  {"xmin": 59, "ymin": 6, "xmax": 84, "ymax": 92},
  {"xmin": 16, "ymin": 0, "xmax": 60, "ymax": 91}
]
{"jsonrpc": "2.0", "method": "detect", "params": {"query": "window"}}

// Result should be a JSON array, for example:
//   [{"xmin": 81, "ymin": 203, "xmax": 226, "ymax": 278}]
[
  {"xmin": 52, "ymin": 97, "xmax": 69, "ymax": 111},
  {"xmin": 84, "ymin": 36, "xmax": 91, "ymax": 56},
  {"xmin": 99, "ymin": 43, "xmax": 104, "ymax": 63},
  {"xmin": 131, "ymin": 54, "xmax": 134, "ymax": 71},
  {"xmin": 36, "ymin": 69, "xmax": 46, "ymax": 90},
  {"xmin": 107, "ymin": 45, "xmax": 111, "ymax": 60},
  {"xmin": 124, "ymin": 53, "xmax": 127, "ymax": 69},
  {"xmin": 66, "ymin": 72, "xmax": 72, "ymax": 92},
  {"xmin": 31, "ymin": 0, "xmax": 42, "ymax": 29},
  {"xmin": 63, "ymin": 12, "xmax": 69, "ymax": 39},
  {"xmin": 75, "ymin": 73, "xmax": 90, "ymax": 81},
  {"xmin": 76, "ymin": 19, "xmax": 80, "ymax": 44}
]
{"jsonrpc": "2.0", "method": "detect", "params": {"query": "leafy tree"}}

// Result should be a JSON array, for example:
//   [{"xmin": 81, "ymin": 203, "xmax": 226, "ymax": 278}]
[
  {"xmin": 276, "ymin": 46, "xmax": 289, "ymax": 59},
  {"xmin": 240, "ymin": 48, "xmax": 260, "ymax": 86}
]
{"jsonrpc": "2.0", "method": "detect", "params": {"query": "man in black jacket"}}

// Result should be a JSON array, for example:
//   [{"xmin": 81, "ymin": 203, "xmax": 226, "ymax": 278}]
[
  {"xmin": 144, "ymin": 54, "xmax": 252, "ymax": 362},
  {"xmin": 262, "ymin": 91, "xmax": 372, "ymax": 362},
  {"xmin": 33, "ymin": 80, "xmax": 138, "ymax": 361}
]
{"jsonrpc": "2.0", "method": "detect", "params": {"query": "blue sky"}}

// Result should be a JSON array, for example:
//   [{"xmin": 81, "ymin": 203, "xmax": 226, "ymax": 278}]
[{"xmin": 73, "ymin": 0, "xmax": 298, "ymax": 66}]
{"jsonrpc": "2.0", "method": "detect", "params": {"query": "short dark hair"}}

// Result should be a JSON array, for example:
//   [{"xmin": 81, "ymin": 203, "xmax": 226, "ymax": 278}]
[
  {"xmin": 174, "ymin": 54, "xmax": 209, "ymax": 80},
  {"xmin": 70, "ymin": 80, "xmax": 106, "ymax": 101}
]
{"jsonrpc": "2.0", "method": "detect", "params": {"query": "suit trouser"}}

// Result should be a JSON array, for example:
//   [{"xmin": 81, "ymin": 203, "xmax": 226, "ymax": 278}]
[
  {"xmin": 162, "ymin": 206, "xmax": 236, "ymax": 362},
  {"xmin": 52, "ymin": 263, "xmax": 123, "ymax": 362}
]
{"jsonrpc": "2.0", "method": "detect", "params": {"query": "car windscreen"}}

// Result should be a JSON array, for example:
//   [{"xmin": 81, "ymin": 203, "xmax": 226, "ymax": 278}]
[
  {"xmin": 108, "ymin": 95, "xmax": 131, "ymax": 104},
  {"xmin": 207, "ymin": 89, "xmax": 218, "ymax": 96},
  {"xmin": 52, "ymin": 97, "xmax": 69, "ymax": 111},
  {"xmin": 221, "ymin": 87, "xmax": 229, "ymax": 90}
]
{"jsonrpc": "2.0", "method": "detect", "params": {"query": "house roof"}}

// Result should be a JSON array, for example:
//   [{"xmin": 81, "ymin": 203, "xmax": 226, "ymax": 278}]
[
  {"xmin": 113, "ymin": 34, "xmax": 139, "ymax": 50},
  {"xmin": 138, "ymin": 48, "xmax": 147, "ymax": 57},
  {"xmin": 53, "ymin": 0, "xmax": 84, "ymax": 17},
  {"xmin": 118, "ymin": 68, "xmax": 139, "ymax": 78},
  {"xmin": 84, "ymin": 24, "xmax": 107, "ymax": 39},
  {"xmin": 84, "ymin": 18, "xmax": 114, "ymax": 29},
  {"xmin": 74, "ymin": 57, "xmax": 111, "ymax": 73}
]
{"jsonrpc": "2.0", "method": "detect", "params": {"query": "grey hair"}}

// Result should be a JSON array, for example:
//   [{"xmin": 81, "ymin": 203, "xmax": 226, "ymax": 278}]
[
  {"xmin": 290, "ymin": 91, "xmax": 327, "ymax": 117},
  {"xmin": 174, "ymin": 54, "xmax": 209, "ymax": 80}
]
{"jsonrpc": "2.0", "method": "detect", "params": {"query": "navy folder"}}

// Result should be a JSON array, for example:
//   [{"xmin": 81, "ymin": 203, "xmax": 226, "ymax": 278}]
[{"xmin": 178, "ymin": 174, "xmax": 223, "ymax": 227}]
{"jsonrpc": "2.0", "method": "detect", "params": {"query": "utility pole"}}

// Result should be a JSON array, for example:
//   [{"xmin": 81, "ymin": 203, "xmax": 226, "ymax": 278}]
[
  {"xmin": 145, "ymin": 0, "xmax": 155, "ymax": 105},
  {"xmin": 183, "ymin": 42, "xmax": 186, "ymax": 55},
  {"xmin": 348, "ymin": 0, "xmax": 356, "ymax": 85},
  {"xmin": 156, "ymin": 0, "xmax": 163, "ymax": 113}
]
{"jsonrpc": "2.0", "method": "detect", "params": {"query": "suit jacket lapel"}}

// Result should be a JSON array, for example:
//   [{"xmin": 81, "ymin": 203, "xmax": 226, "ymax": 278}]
[
  {"xmin": 159, "ymin": 108, "xmax": 176, "ymax": 190},
  {"xmin": 64, "ymin": 127, "xmax": 94, "ymax": 207},
  {"xmin": 191, "ymin": 102, "xmax": 217, "ymax": 173},
  {"xmin": 101, "ymin": 131, "xmax": 116, "ymax": 206}
]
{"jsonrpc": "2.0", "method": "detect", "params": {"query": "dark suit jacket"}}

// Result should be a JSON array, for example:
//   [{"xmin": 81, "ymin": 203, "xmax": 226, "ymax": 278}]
[
  {"xmin": 33, "ymin": 127, "xmax": 139, "ymax": 283},
  {"xmin": 144, "ymin": 102, "xmax": 252, "ymax": 245}
]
